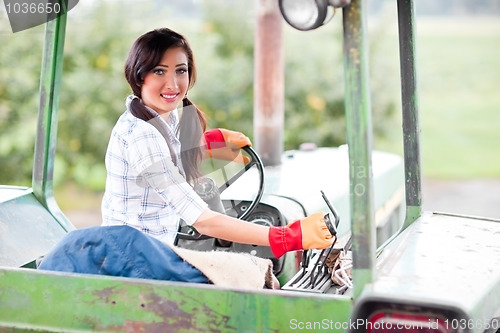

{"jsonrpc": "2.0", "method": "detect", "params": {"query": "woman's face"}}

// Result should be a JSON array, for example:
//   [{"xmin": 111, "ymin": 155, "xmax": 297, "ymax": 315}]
[{"xmin": 141, "ymin": 47, "xmax": 189, "ymax": 115}]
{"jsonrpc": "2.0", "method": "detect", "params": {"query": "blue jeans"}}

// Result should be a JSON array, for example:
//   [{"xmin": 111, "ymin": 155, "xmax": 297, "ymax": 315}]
[{"xmin": 39, "ymin": 225, "xmax": 209, "ymax": 284}]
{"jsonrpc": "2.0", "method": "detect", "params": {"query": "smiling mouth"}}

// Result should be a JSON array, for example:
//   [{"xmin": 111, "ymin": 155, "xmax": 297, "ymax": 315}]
[{"xmin": 160, "ymin": 93, "xmax": 179, "ymax": 101}]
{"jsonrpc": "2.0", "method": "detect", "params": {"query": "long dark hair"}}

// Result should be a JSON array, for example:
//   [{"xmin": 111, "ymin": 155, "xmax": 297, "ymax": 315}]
[{"xmin": 124, "ymin": 28, "xmax": 207, "ymax": 182}]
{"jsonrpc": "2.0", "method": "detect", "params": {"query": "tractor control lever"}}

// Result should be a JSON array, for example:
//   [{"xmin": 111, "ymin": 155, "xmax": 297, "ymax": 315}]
[
  {"xmin": 300, "ymin": 190, "xmax": 340, "ymax": 276},
  {"xmin": 323, "ymin": 213, "xmax": 336, "ymax": 236},
  {"xmin": 320, "ymin": 190, "xmax": 340, "ymax": 233}
]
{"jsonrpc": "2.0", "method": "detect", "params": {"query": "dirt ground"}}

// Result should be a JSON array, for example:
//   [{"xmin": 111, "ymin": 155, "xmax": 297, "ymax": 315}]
[
  {"xmin": 65, "ymin": 209, "xmax": 102, "ymax": 229},
  {"xmin": 422, "ymin": 178, "xmax": 500, "ymax": 219},
  {"xmin": 65, "ymin": 178, "xmax": 500, "ymax": 229}
]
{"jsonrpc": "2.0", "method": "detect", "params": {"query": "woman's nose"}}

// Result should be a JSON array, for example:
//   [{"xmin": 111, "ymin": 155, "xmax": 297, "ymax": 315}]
[{"xmin": 164, "ymin": 73, "xmax": 178, "ymax": 90}]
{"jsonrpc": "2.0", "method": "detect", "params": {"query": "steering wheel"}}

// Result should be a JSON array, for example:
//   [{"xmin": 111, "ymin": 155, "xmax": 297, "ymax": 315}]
[
  {"xmin": 218, "ymin": 146, "xmax": 265, "ymax": 220},
  {"xmin": 176, "ymin": 146, "xmax": 265, "ymax": 241}
]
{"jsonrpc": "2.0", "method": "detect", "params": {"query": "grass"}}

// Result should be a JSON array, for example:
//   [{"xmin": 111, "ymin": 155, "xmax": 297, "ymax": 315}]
[{"xmin": 376, "ymin": 17, "xmax": 500, "ymax": 179}]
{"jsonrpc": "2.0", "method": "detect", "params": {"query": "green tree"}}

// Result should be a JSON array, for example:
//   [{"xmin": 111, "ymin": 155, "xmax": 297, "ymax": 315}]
[
  {"xmin": 0, "ymin": 17, "xmax": 43, "ymax": 186},
  {"xmin": 0, "ymin": 1, "xmax": 398, "ymax": 191}
]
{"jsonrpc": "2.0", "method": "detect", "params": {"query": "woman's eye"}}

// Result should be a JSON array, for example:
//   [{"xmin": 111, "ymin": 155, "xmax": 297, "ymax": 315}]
[
  {"xmin": 153, "ymin": 69, "xmax": 164, "ymax": 75},
  {"xmin": 177, "ymin": 68, "xmax": 187, "ymax": 75}
]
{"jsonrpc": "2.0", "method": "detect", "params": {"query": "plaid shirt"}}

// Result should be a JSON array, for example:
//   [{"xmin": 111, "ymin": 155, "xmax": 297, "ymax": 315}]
[{"xmin": 101, "ymin": 99, "xmax": 207, "ymax": 245}]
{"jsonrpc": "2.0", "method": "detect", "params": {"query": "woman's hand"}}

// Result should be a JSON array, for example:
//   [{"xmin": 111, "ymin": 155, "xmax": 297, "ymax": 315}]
[
  {"xmin": 204, "ymin": 128, "xmax": 251, "ymax": 163},
  {"xmin": 268, "ymin": 212, "xmax": 335, "ymax": 258}
]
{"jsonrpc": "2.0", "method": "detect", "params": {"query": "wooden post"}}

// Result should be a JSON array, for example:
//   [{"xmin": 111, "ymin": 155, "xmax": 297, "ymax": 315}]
[{"xmin": 254, "ymin": 0, "xmax": 284, "ymax": 166}]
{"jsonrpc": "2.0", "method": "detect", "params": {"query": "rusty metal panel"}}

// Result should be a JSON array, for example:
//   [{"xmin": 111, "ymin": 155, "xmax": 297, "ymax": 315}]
[{"xmin": 0, "ymin": 268, "xmax": 353, "ymax": 332}]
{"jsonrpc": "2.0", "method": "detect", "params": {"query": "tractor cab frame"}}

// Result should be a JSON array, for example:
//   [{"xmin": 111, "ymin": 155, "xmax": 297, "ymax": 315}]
[{"xmin": 1, "ymin": 0, "xmax": 500, "ymax": 332}]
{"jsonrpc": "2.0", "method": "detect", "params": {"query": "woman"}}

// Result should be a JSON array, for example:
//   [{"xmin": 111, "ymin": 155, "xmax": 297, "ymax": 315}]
[{"xmin": 101, "ymin": 28, "xmax": 334, "ymax": 259}]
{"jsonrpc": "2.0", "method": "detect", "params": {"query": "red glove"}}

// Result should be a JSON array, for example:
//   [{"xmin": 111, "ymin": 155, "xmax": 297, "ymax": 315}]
[
  {"xmin": 204, "ymin": 128, "xmax": 251, "ymax": 163},
  {"xmin": 268, "ymin": 212, "xmax": 335, "ymax": 258}
]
